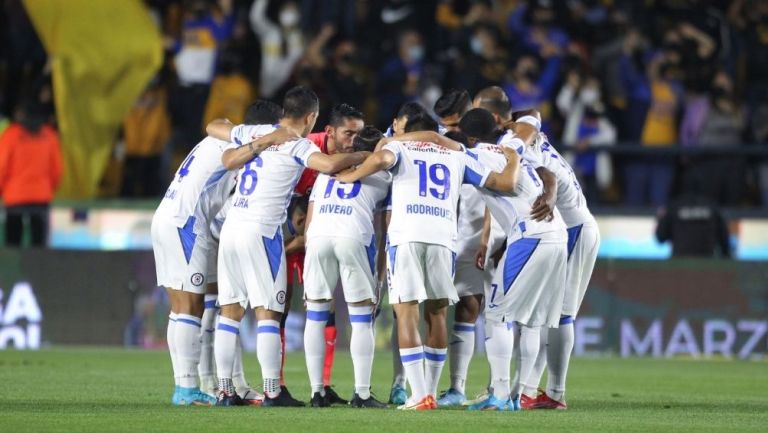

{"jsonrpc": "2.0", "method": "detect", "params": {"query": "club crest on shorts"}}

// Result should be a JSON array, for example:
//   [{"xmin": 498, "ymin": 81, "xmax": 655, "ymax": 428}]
[
  {"xmin": 276, "ymin": 290, "xmax": 286, "ymax": 304},
  {"xmin": 191, "ymin": 273, "xmax": 205, "ymax": 286}
]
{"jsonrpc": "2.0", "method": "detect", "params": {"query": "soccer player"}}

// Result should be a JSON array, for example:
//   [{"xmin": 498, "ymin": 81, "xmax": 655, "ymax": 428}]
[
  {"xmin": 336, "ymin": 113, "xmax": 527, "ymax": 410},
  {"xmin": 458, "ymin": 108, "xmax": 567, "ymax": 411},
  {"xmin": 294, "ymin": 103, "xmax": 365, "ymax": 406},
  {"xmin": 520, "ymin": 134, "xmax": 600, "ymax": 410},
  {"xmin": 211, "ymin": 86, "xmax": 368, "ymax": 407},
  {"xmin": 432, "ymin": 89, "xmax": 493, "ymax": 407},
  {"xmin": 198, "ymin": 100, "xmax": 285, "ymax": 405},
  {"xmin": 302, "ymin": 126, "xmax": 390, "ymax": 408},
  {"xmin": 153, "ymin": 100, "xmax": 297, "ymax": 406}
]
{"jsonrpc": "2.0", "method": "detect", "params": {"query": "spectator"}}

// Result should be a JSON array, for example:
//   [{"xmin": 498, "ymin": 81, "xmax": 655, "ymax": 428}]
[
  {"xmin": 556, "ymin": 71, "xmax": 616, "ymax": 203},
  {"xmin": 168, "ymin": 0, "xmax": 234, "ymax": 149},
  {"xmin": 620, "ymin": 29, "xmax": 684, "ymax": 207},
  {"xmin": 249, "ymin": 0, "xmax": 304, "ymax": 98},
  {"xmin": 121, "ymin": 78, "xmax": 172, "ymax": 198},
  {"xmin": 453, "ymin": 24, "xmax": 509, "ymax": 94},
  {"xmin": 376, "ymin": 29, "xmax": 427, "ymax": 128},
  {"xmin": 680, "ymin": 71, "xmax": 746, "ymax": 206},
  {"xmin": 0, "ymin": 102, "xmax": 63, "ymax": 247},
  {"xmin": 202, "ymin": 52, "xmax": 254, "ymax": 127}
]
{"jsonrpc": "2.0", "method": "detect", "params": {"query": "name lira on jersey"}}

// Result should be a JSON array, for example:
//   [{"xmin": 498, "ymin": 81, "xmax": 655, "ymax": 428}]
[
  {"xmin": 308, "ymin": 171, "xmax": 392, "ymax": 245},
  {"xmin": 382, "ymin": 140, "xmax": 491, "ymax": 251},
  {"xmin": 471, "ymin": 142, "xmax": 565, "ymax": 242},
  {"xmin": 226, "ymin": 137, "xmax": 320, "ymax": 236}
]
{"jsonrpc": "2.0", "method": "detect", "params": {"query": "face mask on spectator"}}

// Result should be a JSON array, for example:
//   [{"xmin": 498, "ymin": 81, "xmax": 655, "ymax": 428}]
[
  {"xmin": 409, "ymin": 45, "xmax": 425, "ymax": 62},
  {"xmin": 470, "ymin": 37, "xmax": 484, "ymax": 55},
  {"xmin": 280, "ymin": 9, "xmax": 300, "ymax": 27},
  {"xmin": 581, "ymin": 88, "xmax": 599, "ymax": 105}
]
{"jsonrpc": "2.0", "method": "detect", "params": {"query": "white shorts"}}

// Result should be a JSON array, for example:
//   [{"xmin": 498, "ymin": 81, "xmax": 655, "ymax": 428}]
[
  {"xmin": 217, "ymin": 221, "xmax": 287, "ymax": 312},
  {"xmin": 453, "ymin": 261, "xmax": 490, "ymax": 297},
  {"xmin": 206, "ymin": 239, "xmax": 219, "ymax": 284},
  {"xmin": 562, "ymin": 222, "xmax": 600, "ymax": 317},
  {"xmin": 303, "ymin": 236, "xmax": 377, "ymax": 303},
  {"xmin": 387, "ymin": 242, "xmax": 458, "ymax": 304},
  {"xmin": 485, "ymin": 237, "xmax": 567, "ymax": 327},
  {"xmin": 151, "ymin": 214, "xmax": 211, "ymax": 294}
]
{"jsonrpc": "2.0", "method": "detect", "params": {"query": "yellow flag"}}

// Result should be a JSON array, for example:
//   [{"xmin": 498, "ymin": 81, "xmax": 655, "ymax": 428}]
[{"xmin": 24, "ymin": 0, "xmax": 163, "ymax": 198}]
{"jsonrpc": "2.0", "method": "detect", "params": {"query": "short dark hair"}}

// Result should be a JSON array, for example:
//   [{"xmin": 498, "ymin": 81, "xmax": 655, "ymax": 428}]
[
  {"xmin": 328, "ymin": 103, "xmax": 363, "ymax": 127},
  {"xmin": 443, "ymin": 130, "xmax": 469, "ymax": 147},
  {"xmin": 282, "ymin": 86, "xmax": 319, "ymax": 119},
  {"xmin": 289, "ymin": 194, "xmax": 309, "ymax": 216},
  {"xmin": 353, "ymin": 126, "xmax": 383, "ymax": 152},
  {"xmin": 404, "ymin": 113, "xmax": 439, "ymax": 133},
  {"xmin": 395, "ymin": 102, "xmax": 427, "ymax": 120},
  {"xmin": 434, "ymin": 89, "xmax": 471, "ymax": 118},
  {"xmin": 244, "ymin": 100, "xmax": 283, "ymax": 124},
  {"xmin": 459, "ymin": 108, "xmax": 498, "ymax": 142}
]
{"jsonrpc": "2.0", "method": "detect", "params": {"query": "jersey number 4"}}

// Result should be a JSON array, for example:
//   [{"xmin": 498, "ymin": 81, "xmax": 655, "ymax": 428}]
[{"xmin": 414, "ymin": 159, "xmax": 451, "ymax": 200}]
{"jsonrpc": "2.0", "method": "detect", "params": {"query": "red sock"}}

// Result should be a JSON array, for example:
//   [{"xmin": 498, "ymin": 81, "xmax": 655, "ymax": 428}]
[
  {"xmin": 279, "ymin": 327, "xmax": 286, "ymax": 386},
  {"xmin": 322, "ymin": 325, "xmax": 337, "ymax": 386}
]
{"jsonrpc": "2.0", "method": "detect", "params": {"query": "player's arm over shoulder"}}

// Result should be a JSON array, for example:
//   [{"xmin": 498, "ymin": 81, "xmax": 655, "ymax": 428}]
[
  {"xmin": 305, "ymin": 148, "xmax": 369, "ymax": 175},
  {"xmin": 334, "ymin": 148, "xmax": 397, "ymax": 184},
  {"xmin": 481, "ymin": 146, "xmax": 522, "ymax": 193}
]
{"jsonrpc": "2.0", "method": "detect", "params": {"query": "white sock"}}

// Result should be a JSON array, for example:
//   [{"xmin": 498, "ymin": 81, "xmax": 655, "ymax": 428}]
[
  {"xmin": 400, "ymin": 346, "xmax": 427, "ymax": 401},
  {"xmin": 546, "ymin": 317, "xmax": 575, "ymax": 401},
  {"xmin": 424, "ymin": 346, "xmax": 447, "ymax": 398},
  {"xmin": 512, "ymin": 325, "xmax": 540, "ymax": 398},
  {"xmin": 391, "ymin": 320, "xmax": 406, "ymax": 387},
  {"xmin": 167, "ymin": 313, "xmax": 179, "ymax": 386},
  {"xmin": 257, "ymin": 319, "xmax": 282, "ymax": 398},
  {"xmin": 485, "ymin": 321, "xmax": 513, "ymax": 400},
  {"xmin": 524, "ymin": 324, "xmax": 549, "ymax": 397},
  {"xmin": 198, "ymin": 295, "xmax": 217, "ymax": 389},
  {"xmin": 449, "ymin": 321, "xmax": 475, "ymax": 395},
  {"xmin": 214, "ymin": 316, "xmax": 240, "ymax": 383},
  {"xmin": 349, "ymin": 305, "xmax": 375, "ymax": 399},
  {"xmin": 233, "ymin": 334, "xmax": 248, "ymax": 391},
  {"xmin": 175, "ymin": 313, "xmax": 202, "ymax": 388},
  {"xmin": 304, "ymin": 302, "xmax": 330, "ymax": 395}
]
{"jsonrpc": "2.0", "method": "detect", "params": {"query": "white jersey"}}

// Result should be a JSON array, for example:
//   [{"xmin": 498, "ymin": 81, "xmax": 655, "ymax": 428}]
[
  {"xmin": 307, "ymin": 171, "xmax": 392, "ymax": 245},
  {"xmin": 530, "ymin": 137, "xmax": 595, "ymax": 227},
  {"xmin": 471, "ymin": 142, "xmax": 566, "ymax": 243},
  {"xmin": 225, "ymin": 137, "xmax": 321, "ymax": 236},
  {"xmin": 455, "ymin": 185, "xmax": 485, "ymax": 262},
  {"xmin": 155, "ymin": 136, "xmax": 244, "ymax": 235},
  {"xmin": 382, "ymin": 140, "xmax": 491, "ymax": 251}
]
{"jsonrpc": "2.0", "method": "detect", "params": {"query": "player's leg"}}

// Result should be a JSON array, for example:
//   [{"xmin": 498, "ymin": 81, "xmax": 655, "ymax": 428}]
[
  {"xmin": 423, "ymin": 298, "xmax": 449, "ymax": 400},
  {"xmin": 166, "ymin": 288, "xmax": 181, "ymax": 396},
  {"xmin": 4, "ymin": 206, "xmax": 23, "ymax": 246},
  {"xmin": 322, "ymin": 309, "xmax": 347, "ymax": 404},
  {"xmin": 214, "ymin": 302, "xmax": 246, "ymax": 406},
  {"xmin": 512, "ymin": 324, "xmax": 541, "ymax": 406},
  {"xmin": 199, "ymin": 283, "xmax": 218, "ymax": 396},
  {"xmin": 469, "ymin": 319, "xmax": 514, "ymax": 411},
  {"xmin": 389, "ymin": 311, "xmax": 407, "ymax": 404},
  {"xmin": 520, "ymin": 326, "xmax": 548, "ymax": 407},
  {"xmin": 338, "ymin": 237, "xmax": 386, "ymax": 408},
  {"xmin": 393, "ymin": 301, "xmax": 430, "ymax": 408},
  {"xmin": 439, "ymin": 292, "xmax": 482, "ymax": 406},
  {"xmin": 537, "ymin": 225, "xmax": 599, "ymax": 409}
]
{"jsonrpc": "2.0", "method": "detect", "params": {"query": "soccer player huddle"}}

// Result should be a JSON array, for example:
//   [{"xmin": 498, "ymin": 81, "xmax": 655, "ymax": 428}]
[{"xmin": 151, "ymin": 84, "xmax": 599, "ymax": 411}]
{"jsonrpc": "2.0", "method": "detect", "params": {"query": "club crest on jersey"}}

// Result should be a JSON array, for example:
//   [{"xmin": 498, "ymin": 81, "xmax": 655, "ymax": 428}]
[
  {"xmin": 276, "ymin": 290, "xmax": 286, "ymax": 304},
  {"xmin": 191, "ymin": 273, "xmax": 205, "ymax": 286}
]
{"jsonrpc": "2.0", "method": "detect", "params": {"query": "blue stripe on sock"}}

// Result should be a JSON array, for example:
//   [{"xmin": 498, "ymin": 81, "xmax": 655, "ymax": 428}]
[
  {"xmin": 559, "ymin": 316, "xmax": 574, "ymax": 325},
  {"xmin": 350, "ymin": 314, "xmax": 372, "ymax": 323},
  {"xmin": 217, "ymin": 323, "xmax": 239, "ymax": 334},
  {"xmin": 204, "ymin": 300, "xmax": 217, "ymax": 309},
  {"xmin": 176, "ymin": 318, "xmax": 201, "ymax": 328},
  {"xmin": 257, "ymin": 325, "xmax": 280, "ymax": 334},
  {"xmin": 306, "ymin": 310, "xmax": 330, "ymax": 321},
  {"xmin": 424, "ymin": 352, "xmax": 447, "ymax": 362},
  {"xmin": 454, "ymin": 324, "xmax": 475, "ymax": 332},
  {"xmin": 506, "ymin": 322, "xmax": 515, "ymax": 330},
  {"xmin": 400, "ymin": 352, "xmax": 424, "ymax": 363}
]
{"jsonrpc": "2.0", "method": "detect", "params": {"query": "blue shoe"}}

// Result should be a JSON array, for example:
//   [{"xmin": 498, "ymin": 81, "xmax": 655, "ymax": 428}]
[
  {"xmin": 467, "ymin": 394, "xmax": 508, "ymax": 411},
  {"xmin": 174, "ymin": 387, "xmax": 216, "ymax": 406},
  {"xmin": 389, "ymin": 384, "xmax": 407, "ymax": 405},
  {"xmin": 507, "ymin": 396, "xmax": 521, "ymax": 411},
  {"xmin": 437, "ymin": 388, "xmax": 466, "ymax": 407},
  {"xmin": 171, "ymin": 385, "xmax": 182, "ymax": 405}
]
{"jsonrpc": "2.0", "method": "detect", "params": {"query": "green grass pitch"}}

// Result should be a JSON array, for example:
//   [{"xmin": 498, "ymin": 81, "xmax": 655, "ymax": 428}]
[{"xmin": 1, "ymin": 348, "xmax": 766, "ymax": 433}]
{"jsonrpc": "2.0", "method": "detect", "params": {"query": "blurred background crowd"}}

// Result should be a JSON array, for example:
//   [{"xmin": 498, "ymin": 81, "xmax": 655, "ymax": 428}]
[{"xmin": 2, "ymin": 0, "xmax": 768, "ymax": 209}]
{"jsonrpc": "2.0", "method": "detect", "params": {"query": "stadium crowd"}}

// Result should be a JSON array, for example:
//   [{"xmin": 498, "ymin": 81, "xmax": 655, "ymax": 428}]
[{"xmin": 1, "ymin": 0, "xmax": 768, "ymax": 207}]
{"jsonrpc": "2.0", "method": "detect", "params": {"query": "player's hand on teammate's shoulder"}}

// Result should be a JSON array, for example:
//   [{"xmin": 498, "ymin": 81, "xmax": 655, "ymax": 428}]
[
  {"xmin": 530, "ymin": 194, "xmax": 555, "ymax": 222},
  {"xmin": 500, "ymin": 145, "xmax": 520, "ymax": 161}
]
